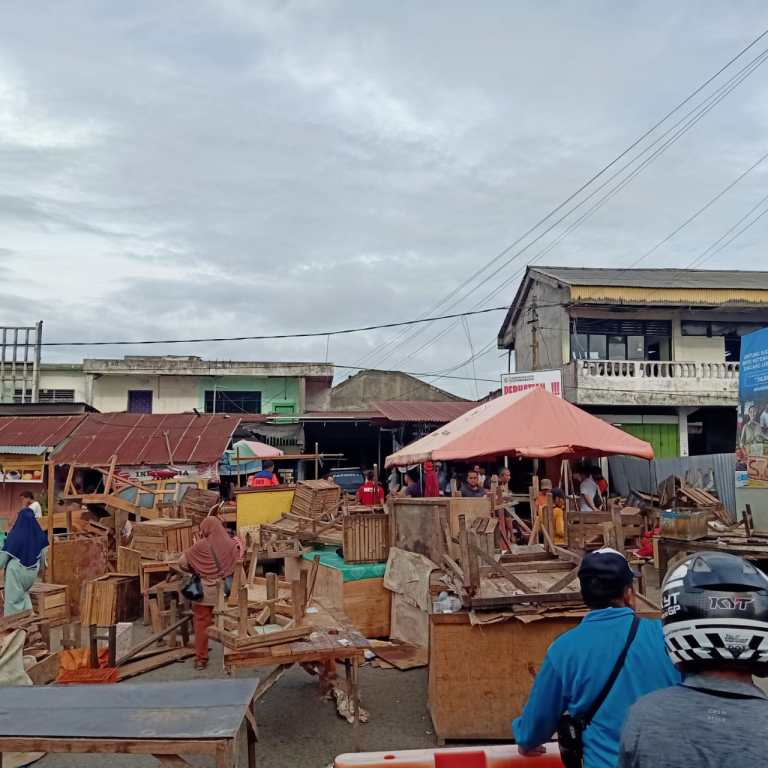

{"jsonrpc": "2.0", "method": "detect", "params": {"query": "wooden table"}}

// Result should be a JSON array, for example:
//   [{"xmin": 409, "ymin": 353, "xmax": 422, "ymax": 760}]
[
  {"xmin": 0, "ymin": 679, "xmax": 259, "ymax": 768},
  {"xmin": 655, "ymin": 535, "xmax": 768, "ymax": 575},
  {"xmin": 223, "ymin": 629, "xmax": 367, "ymax": 741}
]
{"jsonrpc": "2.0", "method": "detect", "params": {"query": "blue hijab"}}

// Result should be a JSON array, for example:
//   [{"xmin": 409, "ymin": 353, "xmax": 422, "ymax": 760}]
[{"xmin": 4, "ymin": 507, "xmax": 48, "ymax": 567}]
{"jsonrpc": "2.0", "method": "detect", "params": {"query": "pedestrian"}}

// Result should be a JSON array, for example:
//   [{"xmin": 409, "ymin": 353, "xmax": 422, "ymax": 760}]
[
  {"xmin": 356, "ymin": 470, "xmax": 385, "ymax": 505},
  {"xmin": 513, "ymin": 548, "xmax": 680, "ymax": 768},
  {"xmin": 619, "ymin": 552, "xmax": 768, "ymax": 768},
  {"xmin": 20, "ymin": 490, "xmax": 42, "ymax": 520},
  {"xmin": 573, "ymin": 468, "xmax": 601, "ymax": 512},
  {"xmin": 176, "ymin": 517, "xmax": 238, "ymax": 670},
  {"xmin": 247, "ymin": 459, "xmax": 280, "ymax": 488},
  {"xmin": 403, "ymin": 470, "xmax": 422, "ymax": 498},
  {"xmin": 460, "ymin": 469, "xmax": 486, "ymax": 498},
  {"xmin": 423, "ymin": 461, "xmax": 441, "ymax": 497},
  {"xmin": 0, "ymin": 506, "xmax": 48, "ymax": 615}
]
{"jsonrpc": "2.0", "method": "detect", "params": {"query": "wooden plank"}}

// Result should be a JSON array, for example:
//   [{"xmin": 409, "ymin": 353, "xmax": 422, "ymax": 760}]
[
  {"xmin": 469, "ymin": 543, "xmax": 532, "ymax": 593},
  {"xmin": 116, "ymin": 648, "xmax": 194, "ymax": 681},
  {"xmin": 116, "ymin": 616, "xmax": 192, "ymax": 666},
  {"xmin": 470, "ymin": 592, "xmax": 583, "ymax": 609},
  {"xmin": 253, "ymin": 664, "xmax": 292, "ymax": 701},
  {"xmin": 457, "ymin": 515, "xmax": 478, "ymax": 593},
  {"xmin": 545, "ymin": 566, "xmax": 580, "ymax": 594}
]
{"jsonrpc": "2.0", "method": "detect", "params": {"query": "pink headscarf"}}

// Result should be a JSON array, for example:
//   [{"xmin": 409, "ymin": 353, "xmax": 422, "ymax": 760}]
[{"xmin": 185, "ymin": 517, "xmax": 238, "ymax": 579}]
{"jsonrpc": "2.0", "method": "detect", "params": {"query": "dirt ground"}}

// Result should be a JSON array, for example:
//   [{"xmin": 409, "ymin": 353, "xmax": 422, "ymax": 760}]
[{"xmin": 36, "ymin": 638, "xmax": 439, "ymax": 768}]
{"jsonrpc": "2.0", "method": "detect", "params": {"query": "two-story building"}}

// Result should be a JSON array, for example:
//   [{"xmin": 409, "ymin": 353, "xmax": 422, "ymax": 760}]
[
  {"xmin": 20, "ymin": 356, "xmax": 334, "ymax": 415},
  {"xmin": 497, "ymin": 266, "xmax": 768, "ymax": 458}
]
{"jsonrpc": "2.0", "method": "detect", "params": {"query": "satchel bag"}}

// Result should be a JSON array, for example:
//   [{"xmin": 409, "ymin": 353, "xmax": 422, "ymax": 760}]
[
  {"xmin": 181, "ymin": 573, "xmax": 204, "ymax": 602},
  {"xmin": 557, "ymin": 615, "xmax": 640, "ymax": 768}
]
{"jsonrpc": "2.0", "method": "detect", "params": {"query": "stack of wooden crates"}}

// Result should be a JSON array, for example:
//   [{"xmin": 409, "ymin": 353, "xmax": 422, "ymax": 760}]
[{"xmin": 29, "ymin": 582, "xmax": 69, "ymax": 627}]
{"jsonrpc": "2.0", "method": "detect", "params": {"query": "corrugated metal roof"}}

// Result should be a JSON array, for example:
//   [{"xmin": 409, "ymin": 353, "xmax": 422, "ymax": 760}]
[
  {"xmin": 52, "ymin": 413, "xmax": 240, "ymax": 466},
  {"xmin": 0, "ymin": 445, "xmax": 51, "ymax": 455},
  {"xmin": 373, "ymin": 400, "xmax": 474, "ymax": 423},
  {"xmin": 533, "ymin": 266, "xmax": 768, "ymax": 290},
  {"xmin": 0, "ymin": 415, "xmax": 85, "ymax": 452}
]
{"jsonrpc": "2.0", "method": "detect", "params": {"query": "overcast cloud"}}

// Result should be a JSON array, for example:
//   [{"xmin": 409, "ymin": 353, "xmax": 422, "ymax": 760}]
[{"xmin": 1, "ymin": 2, "xmax": 768, "ymax": 397}]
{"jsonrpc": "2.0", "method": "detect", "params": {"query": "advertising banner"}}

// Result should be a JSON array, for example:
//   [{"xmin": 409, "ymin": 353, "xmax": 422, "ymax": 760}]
[
  {"xmin": 501, "ymin": 369, "xmax": 563, "ymax": 398},
  {"xmin": 736, "ymin": 327, "xmax": 768, "ymax": 529}
]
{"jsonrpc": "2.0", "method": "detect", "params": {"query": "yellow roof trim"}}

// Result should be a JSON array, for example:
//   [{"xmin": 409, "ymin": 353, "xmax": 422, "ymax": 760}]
[{"xmin": 569, "ymin": 285, "xmax": 768, "ymax": 305}]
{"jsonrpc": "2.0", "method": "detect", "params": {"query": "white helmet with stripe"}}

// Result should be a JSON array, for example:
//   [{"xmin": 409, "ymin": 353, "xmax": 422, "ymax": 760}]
[{"xmin": 661, "ymin": 551, "xmax": 768, "ymax": 668}]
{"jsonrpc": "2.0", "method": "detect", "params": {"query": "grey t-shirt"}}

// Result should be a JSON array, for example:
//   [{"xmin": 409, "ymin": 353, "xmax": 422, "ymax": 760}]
[{"xmin": 619, "ymin": 673, "xmax": 768, "ymax": 768}]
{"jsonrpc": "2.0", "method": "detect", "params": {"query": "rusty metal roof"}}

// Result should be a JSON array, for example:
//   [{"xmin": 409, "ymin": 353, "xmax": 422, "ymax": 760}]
[
  {"xmin": 52, "ymin": 413, "xmax": 240, "ymax": 466},
  {"xmin": 373, "ymin": 400, "xmax": 475, "ymax": 423},
  {"xmin": 0, "ymin": 415, "xmax": 85, "ymax": 453}
]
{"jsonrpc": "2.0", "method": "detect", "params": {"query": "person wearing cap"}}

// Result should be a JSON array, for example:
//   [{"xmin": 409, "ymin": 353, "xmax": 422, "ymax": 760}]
[
  {"xmin": 513, "ymin": 548, "xmax": 679, "ymax": 768},
  {"xmin": 619, "ymin": 552, "xmax": 768, "ymax": 768}
]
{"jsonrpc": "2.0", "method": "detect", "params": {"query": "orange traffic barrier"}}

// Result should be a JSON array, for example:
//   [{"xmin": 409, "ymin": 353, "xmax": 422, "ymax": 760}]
[{"xmin": 335, "ymin": 743, "xmax": 563, "ymax": 768}]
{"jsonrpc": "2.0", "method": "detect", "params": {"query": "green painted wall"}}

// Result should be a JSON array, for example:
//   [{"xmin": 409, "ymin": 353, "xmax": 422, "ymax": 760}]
[
  {"xmin": 619, "ymin": 423, "xmax": 679, "ymax": 458},
  {"xmin": 196, "ymin": 376, "xmax": 300, "ymax": 414}
]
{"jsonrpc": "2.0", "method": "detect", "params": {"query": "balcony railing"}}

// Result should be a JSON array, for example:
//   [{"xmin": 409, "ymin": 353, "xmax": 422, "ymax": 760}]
[{"xmin": 578, "ymin": 359, "xmax": 739, "ymax": 380}]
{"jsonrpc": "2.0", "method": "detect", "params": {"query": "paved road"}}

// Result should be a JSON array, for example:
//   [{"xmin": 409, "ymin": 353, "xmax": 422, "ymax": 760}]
[{"xmin": 37, "ymin": 640, "xmax": 435, "ymax": 768}]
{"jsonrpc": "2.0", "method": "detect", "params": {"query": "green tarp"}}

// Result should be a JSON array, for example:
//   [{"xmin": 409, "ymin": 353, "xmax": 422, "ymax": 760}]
[{"xmin": 301, "ymin": 545, "xmax": 386, "ymax": 582}]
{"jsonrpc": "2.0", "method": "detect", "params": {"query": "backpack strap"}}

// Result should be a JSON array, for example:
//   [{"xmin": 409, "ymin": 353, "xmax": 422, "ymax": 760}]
[{"xmin": 583, "ymin": 615, "xmax": 640, "ymax": 726}]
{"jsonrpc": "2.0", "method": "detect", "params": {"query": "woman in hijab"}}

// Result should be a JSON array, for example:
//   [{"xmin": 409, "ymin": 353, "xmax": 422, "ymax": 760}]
[
  {"xmin": 177, "ymin": 516, "xmax": 238, "ymax": 669},
  {"xmin": 0, "ymin": 507, "xmax": 49, "ymax": 615}
]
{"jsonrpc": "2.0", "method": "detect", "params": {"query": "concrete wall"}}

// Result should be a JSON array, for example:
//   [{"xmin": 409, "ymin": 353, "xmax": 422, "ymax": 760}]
[
  {"xmin": 673, "ymin": 334, "xmax": 725, "ymax": 362},
  {"xmin": 511, "ymin": 281, "xmax": 571, "ymax": 372},
  {"xmin": 330, "ymin": 370, "xmax": 462, "ymax": 411},
  {"xmin": 91, "ymin": 374, "xmax": 200, "ymax": 412},
  {"xmin": 38, "ymin": 369, "xmax": 89, "ymax": 401}
]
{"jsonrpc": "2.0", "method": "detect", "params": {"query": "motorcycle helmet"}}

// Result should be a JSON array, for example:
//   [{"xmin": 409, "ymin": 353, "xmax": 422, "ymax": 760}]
[{"xmin": 661, "ymin": 551, "xmax": 768, "ymax": 667}]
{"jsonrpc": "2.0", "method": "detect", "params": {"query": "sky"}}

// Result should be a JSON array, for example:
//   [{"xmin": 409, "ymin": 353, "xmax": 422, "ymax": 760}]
[{"xmin": 1, "ymin": 1, "xmax": 768, "ymax": 398}]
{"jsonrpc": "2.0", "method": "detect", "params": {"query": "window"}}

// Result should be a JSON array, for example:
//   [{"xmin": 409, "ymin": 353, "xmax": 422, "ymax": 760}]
[
  {"xmin": 14, "ymin": 388, "xmax": 76, "ymax": 404},
  {"xmin": 127, "ymin": 390, "xmax": 153, "ymax": 414},
  {"xmin": 571, "ymin": 319, "xmax": 672, "ymax": 361},
  {"xmin": 204, "ymin": 390, "xmax": 262, "ymax": 414}
]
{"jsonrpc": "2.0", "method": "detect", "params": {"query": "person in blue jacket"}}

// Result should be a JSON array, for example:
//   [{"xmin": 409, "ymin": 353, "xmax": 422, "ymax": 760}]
[{"xmin": 513, "ymin": 548, "xmax": 680, "ymax": 768}]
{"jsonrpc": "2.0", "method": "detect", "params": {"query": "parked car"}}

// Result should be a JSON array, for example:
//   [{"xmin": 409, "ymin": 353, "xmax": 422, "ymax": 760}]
[{"xmin": 329, "ymin": 467, "xmax": 365, "ymax": 495}]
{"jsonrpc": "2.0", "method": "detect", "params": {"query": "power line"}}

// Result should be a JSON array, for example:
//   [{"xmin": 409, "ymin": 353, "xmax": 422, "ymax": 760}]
[
  {"xmin": 38, "ymin": 305, "xmax": 508, "ymax": 347},
  {"xmin": 368, "ymin": 29, "xmax": 768, "ymax": 369},
  {"xmin": 394, "ymin": 59, "xmax": 768, "ymax": 368}
]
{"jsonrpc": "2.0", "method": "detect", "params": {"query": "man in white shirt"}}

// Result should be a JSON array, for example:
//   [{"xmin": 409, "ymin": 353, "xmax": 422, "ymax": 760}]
[
  {"xmin": 574, "ymin": 470, "xmax": 601, "ymax": 513},
  {"xmin": 20, "ymin": 490, "xmax": 42, "ymax": 519}
]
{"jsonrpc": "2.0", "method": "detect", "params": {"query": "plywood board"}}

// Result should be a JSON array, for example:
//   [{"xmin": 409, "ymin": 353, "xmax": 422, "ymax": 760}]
[
  {"xmin": 51, "ymin": 535, "xmax": 108, "ymax": 618},
  {"xmin": 428, "ymin": 612, "xmax": 580, "ymax": 741}
]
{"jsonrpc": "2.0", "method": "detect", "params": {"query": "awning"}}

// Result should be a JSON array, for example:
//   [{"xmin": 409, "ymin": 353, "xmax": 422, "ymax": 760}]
[{"xmin": 385, "ymin": 388, "xmax": 654, "ymax": 467}]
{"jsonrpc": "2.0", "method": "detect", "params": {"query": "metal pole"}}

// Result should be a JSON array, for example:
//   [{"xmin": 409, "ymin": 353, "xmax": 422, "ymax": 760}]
[
  {"xmin": 32, "ymin": 321, "xmax": 42, "ymax": 403},
  {"xmin": 315, "ymin": 442, "xmax": 319, "ymax": 479},
  {"xmin": 22, "ymin": 327, "xmax": 30, "ymax": 403}
]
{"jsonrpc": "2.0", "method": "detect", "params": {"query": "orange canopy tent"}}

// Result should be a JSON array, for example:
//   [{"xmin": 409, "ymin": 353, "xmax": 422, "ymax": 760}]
[{"xmin": 384, "ymin": 387, "xmax": 654, "ymax": 467}]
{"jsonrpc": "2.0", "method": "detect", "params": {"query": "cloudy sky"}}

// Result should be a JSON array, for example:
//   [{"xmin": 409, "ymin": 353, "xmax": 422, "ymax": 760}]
[{"xmin": 1, "ymin": 2, "xmax": 768, "ymax": 397}]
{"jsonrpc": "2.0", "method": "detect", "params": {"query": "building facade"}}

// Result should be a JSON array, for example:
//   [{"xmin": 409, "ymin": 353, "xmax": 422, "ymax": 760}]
[
  {"xmin": 497, "ymin": 266, "xmax": 768, "ymax": 457},
  {"xmin": 26, "ymin": 356, "xmax": 334, "ymax": 415}
]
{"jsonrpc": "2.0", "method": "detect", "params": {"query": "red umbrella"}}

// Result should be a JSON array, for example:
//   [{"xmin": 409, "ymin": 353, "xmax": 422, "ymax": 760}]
[{"xmin": 385, "ymin": 387, "xmax": 654, "ymax": 467}]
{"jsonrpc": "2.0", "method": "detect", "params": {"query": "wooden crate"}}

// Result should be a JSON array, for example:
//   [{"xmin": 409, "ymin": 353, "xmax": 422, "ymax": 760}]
[
  {"xmin": 81, "ymin": 574, "xmax": 142, "ymax": 626},
  {"xmin": 29, "ymin": 582, "xmax": 69, "ymax": 627},
  {"xmin": 343, "ymin": 513, "xmax": 389, "ymax": 563},
  {"xmin": 132, "ymin": 518, "xmax": 194, "ymax": 558},
  {"xmin": 291, "ymin": 480, "xmax": 341, "ymax": 520},
  {"xmin": 301, "ymin": 560, "xmax": 391, "ymax": 638},
  {"xmin": 428, "ymin": 596, "xmax": 660, "ymax": 743}
]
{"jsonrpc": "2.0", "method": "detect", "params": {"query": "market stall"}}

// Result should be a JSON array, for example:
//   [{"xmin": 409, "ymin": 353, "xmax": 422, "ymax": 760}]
[{"xmin": 384, "ymin": 388, "xmax": 656, "ymax": 743}]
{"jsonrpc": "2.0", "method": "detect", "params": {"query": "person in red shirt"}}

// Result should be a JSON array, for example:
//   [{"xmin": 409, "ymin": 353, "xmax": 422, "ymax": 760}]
[
  {"xmin": 423, "ymin": 461, "xmax": 441, "ymax": 497},
  {"xmin": 356, "ymin": 470, "xmax": 385, "ymax": 506}
]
